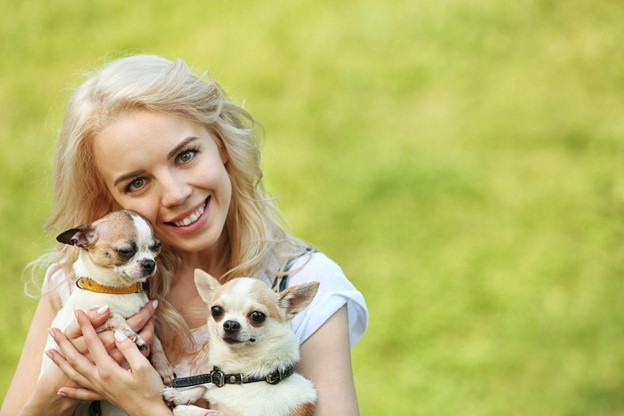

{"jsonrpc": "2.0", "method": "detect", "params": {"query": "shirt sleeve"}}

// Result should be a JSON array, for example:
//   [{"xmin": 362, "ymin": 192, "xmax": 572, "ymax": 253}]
[
  {"xmin": 286, "ymin": 252, "xmax": 368, "ymax": 348},
  {"xmin": 42, "ymin": 264, "xmax": 73, "ymax": 306}
]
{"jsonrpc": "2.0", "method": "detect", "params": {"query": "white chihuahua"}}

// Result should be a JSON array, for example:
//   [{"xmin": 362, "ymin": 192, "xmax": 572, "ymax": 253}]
[
  {"xmin": 40, "ymin": 210, "xmax": 173, "ymax": 388},
  {"xmin": 162, "ymin": 269, "xmax": 319, "ymax": 416}
]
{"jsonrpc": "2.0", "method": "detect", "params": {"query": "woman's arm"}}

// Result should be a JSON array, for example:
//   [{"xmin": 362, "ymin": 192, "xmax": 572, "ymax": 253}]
[
  {"xmin": 1, "ymin": 294, "xmax": 86, "ymax": 416},
  {"xmin": 297, "ymin": 305, "xmax": 360, "ymax": 416}
]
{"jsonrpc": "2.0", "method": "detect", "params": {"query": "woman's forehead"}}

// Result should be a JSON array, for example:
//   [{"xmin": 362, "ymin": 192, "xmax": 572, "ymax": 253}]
[{"xmin": 92, "ymin": 111, "xmax": 213, "ymax": 180}]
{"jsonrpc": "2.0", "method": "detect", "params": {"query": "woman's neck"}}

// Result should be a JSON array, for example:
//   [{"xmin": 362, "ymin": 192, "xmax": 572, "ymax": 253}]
[
  {"xmin": 174, "ymin": 233, "xmax": 230, "ymax": 282},
  {"xmin": 166, "ymin": 235, "xmax": 230, "ymax": 330}
]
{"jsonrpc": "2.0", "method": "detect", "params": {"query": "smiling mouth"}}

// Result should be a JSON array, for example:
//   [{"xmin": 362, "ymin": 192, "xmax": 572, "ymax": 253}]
[{"xmin": 167, "ymin": 198, "xmax": 209, "ymax": 227}]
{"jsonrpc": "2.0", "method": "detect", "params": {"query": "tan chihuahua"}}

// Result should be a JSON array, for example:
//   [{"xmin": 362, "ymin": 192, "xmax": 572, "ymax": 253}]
[
  {"xmin": 162, "ymin": 269, "xmax": 319, "ymax": 416},
  {"xmin": 40, "ymin": 210, "xmax": 174, "ymax": 386}
]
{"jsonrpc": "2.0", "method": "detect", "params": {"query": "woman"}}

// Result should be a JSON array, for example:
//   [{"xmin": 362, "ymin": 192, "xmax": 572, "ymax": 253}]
[{"xmin": 1, "ymin": 54, "xmax": 367, "ymax": 415}]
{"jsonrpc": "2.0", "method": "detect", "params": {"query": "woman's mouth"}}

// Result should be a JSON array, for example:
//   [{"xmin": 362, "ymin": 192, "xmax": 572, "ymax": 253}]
[{"xmin": 167, "ymin": 197, "xmax": 210, "ymax": 228}]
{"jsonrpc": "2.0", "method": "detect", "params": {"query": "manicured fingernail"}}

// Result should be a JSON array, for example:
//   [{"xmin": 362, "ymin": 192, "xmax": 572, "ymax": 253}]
[
  {"xmin": 97, "ymin": 305, "xmax": 109, "ymax": 315},
  {"xmin": 45, "ymin": 349, "xmax": 53, "ymax": 359},
  {"xmin": 57, "ymin": 390, "xmax": 68, "ymax": 397},
  {"xmin": 48, "ymin": 328, "xmax": 55, "ymax": 338},
  {"xmin": 114, "ymin": 330, "xmax": 128, "ymax": 342},
  {"xmin": 152, "ymin": 300, "xmax": 159, "ymax": 310}
]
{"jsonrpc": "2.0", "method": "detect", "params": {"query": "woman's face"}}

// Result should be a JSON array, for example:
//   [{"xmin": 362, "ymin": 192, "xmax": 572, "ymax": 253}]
[{"xmin": 93, "ymin": 110, "xmax": 232, "ymax": 255}]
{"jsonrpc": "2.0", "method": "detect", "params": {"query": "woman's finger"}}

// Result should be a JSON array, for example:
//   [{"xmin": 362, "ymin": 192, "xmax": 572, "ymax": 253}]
[
  {"xmin": 76, "ymin": 310, "xmax": 143, "ymax": 369},
  {"xmin": 45, "ymin": 345, "xmax": 92, "ymax": 388},
  {"xmin": 64, "ymin": 305, "xmax": 111, "ymax": 339},
  {"xmin": 112, "ymin": 330, "xmax": 154, "ymax": 376},
  {"xmin": 137, "ymin": 317, "xmax": 155, "ymax": 350},
  {"xmin": 69, "ymin": 320, "xmax": 151, "ymax": 364},
  {"xmin": 57, "ymin": 386, "xmax": 104, "ymax": 401},
  {"xmin": 75, "ymin": 310, "xmax": 117, "ymax": 367},
  {"xmin": 69, "ymin": 326, "xmax": 128, "ymax": 363},
  {"xmin": 60, "ymin": 302, "xmax": 156, "ymax": 367},
  {"xmin": 126, "ymin": 300, "xmax": 158, "ymax": 333},
  {"xmin": 95, "ymin": 318, "xmax": 154, "ymax": 360},
  {"xmin": 51, "ymin": 311, "xmax": 117, "ymax": 388}
]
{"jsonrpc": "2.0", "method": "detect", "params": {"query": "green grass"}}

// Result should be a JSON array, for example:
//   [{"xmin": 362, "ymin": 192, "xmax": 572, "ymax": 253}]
[{"xmin": 2, "ymin": 0, "xmax": 624, "ymax": 414}]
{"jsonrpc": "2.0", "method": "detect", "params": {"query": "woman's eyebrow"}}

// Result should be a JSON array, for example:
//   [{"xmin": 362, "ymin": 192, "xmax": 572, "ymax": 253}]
[
  {"xmin": 114, "ymin": 169, "xmax": 146, "ymax": 187},
  {"xmin": 112, "ymin": 137, "xmax": 201, "ymax": 187},
  {"xmin": 167, "ymin": 136, "xmax": 200, "ymax": 159}
]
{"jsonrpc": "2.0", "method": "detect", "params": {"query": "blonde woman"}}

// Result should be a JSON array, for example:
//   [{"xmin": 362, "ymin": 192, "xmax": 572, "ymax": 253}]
[{"xmin": 1, "ymin": 55, "xmax": 367, "ymax": 416}]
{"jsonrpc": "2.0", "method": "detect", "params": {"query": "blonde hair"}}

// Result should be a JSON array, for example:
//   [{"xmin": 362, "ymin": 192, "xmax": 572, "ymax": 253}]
[{"xmin": 39, "ymin": 54, "xmax": 311, "ymax": 362}]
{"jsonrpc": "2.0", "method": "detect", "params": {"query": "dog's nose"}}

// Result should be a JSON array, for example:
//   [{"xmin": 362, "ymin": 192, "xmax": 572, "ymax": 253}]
[
  {"xmin": 223, "ymin": 320, "xmax": 241, "ymax": 334},
  {"xmin": 140, "ymin": 259, "xmax": 156, "ymax": 274}
]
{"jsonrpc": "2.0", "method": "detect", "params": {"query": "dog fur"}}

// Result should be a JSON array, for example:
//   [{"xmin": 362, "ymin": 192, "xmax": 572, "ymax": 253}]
[
  {"xmin": 40, "ymin": 209, "xmax": 173, "ymax": 386},
  {"xmin": 162, "ymin": 269, "xmax": 319, "ymax": 416}
]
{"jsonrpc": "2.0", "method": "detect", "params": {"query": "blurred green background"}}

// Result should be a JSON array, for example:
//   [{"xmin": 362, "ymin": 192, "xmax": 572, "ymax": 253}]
[{"xmin": 2, "ymin": 0, "xmax": 624, "ymax": 414}]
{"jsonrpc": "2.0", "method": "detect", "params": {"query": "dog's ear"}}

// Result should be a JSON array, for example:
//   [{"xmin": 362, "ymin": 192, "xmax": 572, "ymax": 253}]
[
  {"xmin": 278, "ymin": 281, "xmax": 320, "ymax": 320},
  {"xmin": 194, "ymin": 269, "xmax": 220, "ymax": 305},
  {"xmin": 56, "ymin": 225, "xmax": 97, "ymax": 248}
]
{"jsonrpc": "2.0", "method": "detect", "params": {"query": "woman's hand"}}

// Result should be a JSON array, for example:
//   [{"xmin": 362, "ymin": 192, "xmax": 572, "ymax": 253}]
[
  {"xmin": 1, "ymin": 294, "xmax": 160, "ymax": 416},
  {"xmin": 6, "ymin": 305, "xmax": 114, "ymax": 416},
  {"xmin": 47, "ymin": 309, "xmax": 172, "ymax": 416},
  {"xmin": 61, "ymin": 301, "xmax": 158, "ymax": 365}
]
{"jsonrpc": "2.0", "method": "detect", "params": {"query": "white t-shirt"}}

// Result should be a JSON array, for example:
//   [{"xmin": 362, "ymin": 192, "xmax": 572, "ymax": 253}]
[
  {"xmin": 45, "ymin": 252, "xmax": 368, "ymax": 378},
  {"xmin": 260, "ymin": 252, "xmax": 368, "ymax": 349}
]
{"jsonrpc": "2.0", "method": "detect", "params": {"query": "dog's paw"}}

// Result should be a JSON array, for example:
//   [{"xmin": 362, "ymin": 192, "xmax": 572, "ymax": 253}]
[
  {"xmin": 152, "ymin": 355, "xmax": 175, "ymax": 386},
  {"xmin": 134, "ymin": 335, "xmax": 149, "ymax": 351},
  {"xmin": 161, "ymin": 387, "xmax": 179, "ymax": 405},
  {"xmin": 172, "ymin": 405, "xmax": 221, "ymax": 416},
  {"xmin": 200, "ymin": 410, "xmax": 222, "ymax": 416},
  {"xmin": 112, "ymin": 325, "xmax": 147, "ymax": 351},
  {"xmin": 161, "ymin": 387, "xmax": 197, "ymax": 407}
]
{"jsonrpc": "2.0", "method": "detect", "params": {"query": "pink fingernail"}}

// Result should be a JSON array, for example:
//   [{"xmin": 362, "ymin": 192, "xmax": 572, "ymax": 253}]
[
  {"xmin": 57, "ymin": 390, "xmax": 68, "ymax": 397},
  {"xmin": 45, "ymin": 349, "xmax": 53, "ymax": 359},
  {"xmin": 48, "ymin": 328, "xmax": 55, "ymax": 338},
  {"xmin": 152, "ymin": 300, "xmax": 159, "ymax": 310},
  {"xmin": 97, "ymin": 305, "xmax": 109, "ymax": 315},
  {"xmin": 114, "ymin": 330, "xmax": 128, "ymax": 342}
]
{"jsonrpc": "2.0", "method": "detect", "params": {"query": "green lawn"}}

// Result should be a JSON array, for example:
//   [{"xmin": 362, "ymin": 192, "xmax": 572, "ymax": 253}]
[{"xmin": 2, "ymin": 0, "xmax": 624, "ymax": 414}]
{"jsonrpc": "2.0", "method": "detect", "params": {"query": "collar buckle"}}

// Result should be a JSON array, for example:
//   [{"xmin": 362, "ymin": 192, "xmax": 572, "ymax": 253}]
[
  {"xmin": 211, "ymin": 369, "xmax": 225, "ymax": 387},
  {"xmin": 265, "ymin": 369, "xmax": 282, "ymax": 385}
]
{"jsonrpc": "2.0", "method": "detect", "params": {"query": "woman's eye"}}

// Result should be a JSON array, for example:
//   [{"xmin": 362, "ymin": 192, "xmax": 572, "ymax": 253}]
[
  {"xmin": 126, "ymin": 178, "xmax": 146, "ymax": 192},
  {"xmin": 176, "ymin": 149, "xmax": 198, "ymax": 164}
]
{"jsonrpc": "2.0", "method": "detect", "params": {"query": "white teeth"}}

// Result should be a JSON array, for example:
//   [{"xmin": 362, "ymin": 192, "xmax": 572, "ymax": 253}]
[{"xmin": 173, "ymin": 203, "xmax": 205, "ymax": 227}]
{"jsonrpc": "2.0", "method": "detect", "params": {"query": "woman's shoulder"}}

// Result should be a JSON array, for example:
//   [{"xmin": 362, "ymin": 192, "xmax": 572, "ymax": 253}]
[
  {"xmin": 286, "ymin": 252, "xmax": 352, "ymax": 288},
  {"xmin": 291, "ymin": 251, "xmax": 343, "ymax": 275},
  {"xmin": 284, "ymin": 251, "xmax": 369, "ymax": 348}
]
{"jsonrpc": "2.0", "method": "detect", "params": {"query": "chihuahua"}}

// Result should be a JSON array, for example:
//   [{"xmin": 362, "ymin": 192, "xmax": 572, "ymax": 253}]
[
  {"xmin": 40, "ymin": 209, "xmax": 174, "ymax": 386},
  {"xmin": 162, "ymin": 269, "xmax": 319, "ymax": 416}
]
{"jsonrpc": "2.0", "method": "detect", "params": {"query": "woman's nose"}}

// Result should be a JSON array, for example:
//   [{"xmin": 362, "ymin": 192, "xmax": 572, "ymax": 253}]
[{"xmin": 160, "ymin": 172, "xmax": 192, "ymax": 208}]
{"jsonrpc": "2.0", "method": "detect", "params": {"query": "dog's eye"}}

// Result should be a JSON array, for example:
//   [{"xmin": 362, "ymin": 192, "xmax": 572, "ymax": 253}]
[
  {"xmin": 250, "ymin": 311, "xmax": 266, "ymax": 324},
  {"xmin": 117, "ymin": 248, "xmax": 137, "ymax": 258},
  {"xmin": 211, "ymin": 306, "xmax": 224, "ymax": 318},
  {"xmin": 150, "ymin": 240, "xmax": 161, "ymax": 252}
]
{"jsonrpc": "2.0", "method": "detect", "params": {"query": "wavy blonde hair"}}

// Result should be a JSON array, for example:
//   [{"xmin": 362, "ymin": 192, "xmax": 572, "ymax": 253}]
[{"xmin": 38, "ymin": 54, "xmax": 311, "ymax": 363}]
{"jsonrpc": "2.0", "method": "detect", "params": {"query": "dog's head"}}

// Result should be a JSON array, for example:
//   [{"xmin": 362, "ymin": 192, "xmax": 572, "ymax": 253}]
[
  {"xmin": 194, "ymin": 269, "xmax": 319, "ymax": 349},
  {"xmin": 57, "ymin": 210, "xmax": 161, "ymax": 283}
]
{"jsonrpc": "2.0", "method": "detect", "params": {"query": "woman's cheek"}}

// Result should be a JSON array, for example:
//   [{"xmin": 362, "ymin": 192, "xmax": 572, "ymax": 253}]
[{"xmin": 117, "ymin": 198, "xmax": 159, "ymax": 226}]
